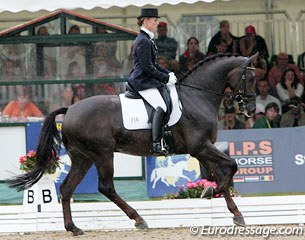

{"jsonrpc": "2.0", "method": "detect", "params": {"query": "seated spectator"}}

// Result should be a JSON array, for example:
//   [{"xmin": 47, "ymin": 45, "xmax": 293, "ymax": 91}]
[
  {"xmin": 222, "ymin": 105, "xmax": 245, "ymax": 130},
  {"xmin": 239, "ymin": 25, "xmax": 269, "ymax": 65},
  {"xmin": 280, "ymin": 96, "xmax": 305, "ymax": 127},
  {"xmin": 252, "ymin": 102, "xmax": 280, "ymax": 128},
  {"xmin": 178, "ymin": 36, "xmax": 205, "ymax": 75},
  {"xmin": 256, "ymin": 78, "xmax": 282, "ymax": 114},
  {"xmin": 155, "ymin": 22, "xmax": 178, "ymax": 71},
  {"xmin": 244, "ymin": 103, "xmax": 265, "ymax": 129},
  {"xmin": 207, "ymin": 38, "xmax": 228, "ymax": 56},
  {"xmin": 276, "ymin": 68, "xmax": 304, "ymax": 113},
  {"xmin": 218, "ymin": 86, "xmax": 239, "ymax": 122},
  {"xmin": 57, "ymin": 46, "xmax": 86, "ymax": 80},
  {"xmin": 207, "ymin": 20, "xmax": 239, "ymax": 55},
  {"xmin": 68, "ymin": 24, "xmax": 81, "ymax": 34},
  {"xmin": 2, "ymin": 86, "xmax": 44, "ymax": 122},
  {"xmin": 253, "ymin": 56, "xmax": 268, "ymax": 81},
  {"xmin": 34, "ymin": 26, "xmax": 56, "ymax": 79},
  {"xmin": 297, "ymin": 51, "xmax": 305, "ymax": 72},
  {"xmin": 157, "ymin": 56, "xmax": 170, "ymax": 70},
  {"xmin": 122, "ymin": 44, "xmax": 134, "ymax": 76},
  {"xmin": 268, "ymin": 52, "xmax": 303, "ymax": 89},
  {"xmin": 71, "ymin": 84, "xmax": 87, "ymax": 104}
]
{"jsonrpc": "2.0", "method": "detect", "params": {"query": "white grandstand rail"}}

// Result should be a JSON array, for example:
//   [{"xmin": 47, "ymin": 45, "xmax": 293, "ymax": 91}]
[{"xmin": 0, "ymin": 195, "xmax": 305, "ymax": 233}]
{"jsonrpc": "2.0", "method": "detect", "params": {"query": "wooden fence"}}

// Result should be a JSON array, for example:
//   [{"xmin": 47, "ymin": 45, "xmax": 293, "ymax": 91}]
[{"xmin": 0, "ymin": 195, "xmax": 305, "ymax": 234}]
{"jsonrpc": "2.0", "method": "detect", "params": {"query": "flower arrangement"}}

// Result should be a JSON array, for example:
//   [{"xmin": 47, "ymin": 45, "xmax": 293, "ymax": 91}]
[
  {"xmin": 164, "ymin": 179, "xmax": 240, "ymax": 199},
  {"xmin": 19, "ymin": 150, "xmax": 60, "ymax": 174},
  {"xmin": 164, "ymin": 179, "xmax": 219, "ymax": 199}
]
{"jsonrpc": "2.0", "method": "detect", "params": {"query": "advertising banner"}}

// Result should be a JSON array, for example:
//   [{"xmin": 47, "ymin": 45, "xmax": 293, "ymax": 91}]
[{"xmin": 147, "ymin": 127, "xmax": 305, "ymax": 197}]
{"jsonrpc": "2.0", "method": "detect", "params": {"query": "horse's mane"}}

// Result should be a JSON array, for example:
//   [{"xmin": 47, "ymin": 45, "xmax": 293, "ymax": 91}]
[{"xmin": 178, "ymin": 53, "xmax": 241, "ymax": 82}]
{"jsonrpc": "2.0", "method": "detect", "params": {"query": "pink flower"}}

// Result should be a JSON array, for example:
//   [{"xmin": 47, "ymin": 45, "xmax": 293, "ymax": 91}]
[
  {"xmin": 199, "ymin": 179, "xmax": 208, "ymax": 186},
  {"xmin": 19, "ymin": 156, "xmax": 26, "ymax": 163},
  {"xmin": 187, "ymin": 181, "xmax": 197, "ymax": 189},
  {"xmin": 27, "ymin": 150, "xmax": 36, "ymax": 158}
]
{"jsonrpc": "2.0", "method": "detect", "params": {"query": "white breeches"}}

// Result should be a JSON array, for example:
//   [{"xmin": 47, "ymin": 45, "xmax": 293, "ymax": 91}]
[{"xmin": 138, "ymin": 88, "xmax": 167, "ymax": 112}]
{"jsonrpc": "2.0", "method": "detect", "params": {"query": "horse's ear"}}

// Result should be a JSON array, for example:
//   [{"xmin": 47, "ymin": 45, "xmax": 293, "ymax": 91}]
[{"xmin": 249, "ymin": 52, "xmax": 259, "ymax": 64}]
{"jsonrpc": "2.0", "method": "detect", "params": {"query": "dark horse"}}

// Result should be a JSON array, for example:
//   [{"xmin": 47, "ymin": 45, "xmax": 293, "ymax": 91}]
[{"xmin": 7, "ymin": 53, "xmax": 258, "ymax": 235}]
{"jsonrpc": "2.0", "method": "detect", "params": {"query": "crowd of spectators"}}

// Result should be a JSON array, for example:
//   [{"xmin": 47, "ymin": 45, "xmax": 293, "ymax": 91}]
[{"xmin": 1, "ymin": 20, "xmax": 305, "ymax": 128}]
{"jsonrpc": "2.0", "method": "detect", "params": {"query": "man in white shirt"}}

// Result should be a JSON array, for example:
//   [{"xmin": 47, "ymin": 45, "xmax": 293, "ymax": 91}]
[{"xmin": 256, "ymin": 78, "xmax": 282, "ymax": 115}]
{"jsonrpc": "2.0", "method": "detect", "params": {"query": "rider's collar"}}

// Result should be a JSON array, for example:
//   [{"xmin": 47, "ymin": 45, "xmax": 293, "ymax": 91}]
[{"xmin": 140, "ymin": 26, "xmax": 154, "ymax": 39}]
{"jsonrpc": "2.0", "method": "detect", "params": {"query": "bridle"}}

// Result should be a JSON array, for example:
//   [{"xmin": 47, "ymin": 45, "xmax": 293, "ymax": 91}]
[
  {"xmin": 228, "ymin": 64, "xmax": 256, "ymax": 112},
  {"xmin": 176, "ymin": 62, "xmax": 256, "ymax": 117}
]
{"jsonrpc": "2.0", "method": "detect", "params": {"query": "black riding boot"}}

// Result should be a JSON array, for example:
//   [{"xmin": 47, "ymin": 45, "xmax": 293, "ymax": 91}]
[{"xmin": 151, "ymin": 107, "xmax": 165, "ymax": 154}]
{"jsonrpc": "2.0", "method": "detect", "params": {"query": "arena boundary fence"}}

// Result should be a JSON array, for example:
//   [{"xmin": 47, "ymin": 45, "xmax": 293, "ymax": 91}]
[{"xmin": 0, "ymin": 195, "xmax": 304, "ymax": 234}]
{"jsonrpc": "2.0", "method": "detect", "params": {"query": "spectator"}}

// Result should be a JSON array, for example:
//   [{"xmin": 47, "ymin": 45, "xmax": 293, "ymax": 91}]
[
  {"xmin": 268, "ymin": 52, "xmax": 303, "ymax": 89},
  {"xmin": 207, "ymin": 20, "xmax": 239, "ymax": 55},
  {"xmin": 157, "ymin": 56, "xmax": 170, "ymax": 69},
  {"xmin": 244, "ymin": 103, "xmax": 265, "ymax": 129},
  {"xmin": 155, "ymin": 21, "xmax": 178, "ymax": 69},
  {"xmin": 207, "ymin": 38, "xmax": 228, "ymax": 56},
  {"xmin": 223, "ymin": 105, "xmax": 245, "ymax": 130},
  {"xmin": 218, "ymin": 86, "xmax": 239, "ymax": 122},
  {"xmin": 256, "ymin": 78, "xmax": 282, "ymax": 114},
  {"xmin": 276, "ymin": 68, "xmax": 304, "ymax": 113},
  {"xmin": 297, "ymin": 51, "xmax": 305, "ymax": 72},
  {"xmin": 280, "ymin": 96, "xmax": 305, "ymax": 127},
  {"xmin": 57, "ymin": 46, "xmax": 86, "ymax": 80},
  {"xmin": 68, "ymin": 24, "xmax": 81, "ymax": 34},
  {"xmin": 252, "ymin": 102, "xmax": 280, "ymax": 128},
  {"xmin": 253, "ymin": 56, "xmax": 268, "ymax": 81},
  {"xmin": 35, "ymin": 26, "xmax": 56, "ymax": 79},
  {"xmin": 178, "ymin": 36, "xmax": 205, "ymax": 75},
  {"xmin": 71, "ymin": 84, "xmax": 87, "ymax": 104},
  {"xmin": 2, "ymin": 86, "xmax": 43, "ymax": 122},
  {"xmin": 239, "ymin": 25, "xmax": 269, "ymax": 64},
  {"xmin": 92, "ymin": 26, "xmax": 122, "ymax": 94},
  {"xmin": 122, "ymin": 44, "xmax": 134, "ymax": 76},
  {"xmin": 215, "ymin": 38, "xmax": 228, "ymax": 54}
]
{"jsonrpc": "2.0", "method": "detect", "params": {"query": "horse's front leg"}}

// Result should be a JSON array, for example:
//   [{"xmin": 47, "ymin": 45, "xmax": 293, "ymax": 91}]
[
  {"xmin": 194, "ymin": 141, "xmax": 237, "ymax": 196},
  {"xmin": 201, "ymin": 160, "xmax": 245, "ymax": 226}
]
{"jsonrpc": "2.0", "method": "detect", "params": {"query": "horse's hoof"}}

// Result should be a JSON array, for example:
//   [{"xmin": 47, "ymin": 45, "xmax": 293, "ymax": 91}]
[
  {"xmin": 69, "ymin": 226, "xmax": 84, "ymax": 236},
  {"xmin": 233, "ymin": 216, "xmax": 246, "ymax": 227},
  {"xmin": 135, "ymin": 220, "xmax": 149, "ymax": 230},
  {"xmin": 200, "ymin": 186, "xmax": 214, "ymax": 199}
]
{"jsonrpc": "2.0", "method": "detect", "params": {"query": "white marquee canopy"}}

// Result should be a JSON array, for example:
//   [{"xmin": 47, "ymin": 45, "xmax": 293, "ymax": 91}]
[{"xmin": 0, "ymin": 0, "xmax": 230, "ymax": 13}]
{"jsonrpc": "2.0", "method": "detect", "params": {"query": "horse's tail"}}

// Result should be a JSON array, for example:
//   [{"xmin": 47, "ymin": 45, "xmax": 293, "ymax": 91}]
[{"xmin": 6, "ymin": 107, "xmax": 68, "ymax": 191}]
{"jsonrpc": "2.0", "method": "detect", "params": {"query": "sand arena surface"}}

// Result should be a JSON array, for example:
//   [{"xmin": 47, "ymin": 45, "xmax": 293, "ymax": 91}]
[{"xmin": 1, "ymin": 225, "xmax": 304, "ymax": 240}]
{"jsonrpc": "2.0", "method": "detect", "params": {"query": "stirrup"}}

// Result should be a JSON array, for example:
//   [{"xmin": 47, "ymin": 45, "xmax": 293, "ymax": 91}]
[
  {"xmin": 151, "ymin": 139, "xmax": 169, "ymax": 155},
  {"xmin": 161, "ymin": 138, "xmax": 169, "ymax": 155}
]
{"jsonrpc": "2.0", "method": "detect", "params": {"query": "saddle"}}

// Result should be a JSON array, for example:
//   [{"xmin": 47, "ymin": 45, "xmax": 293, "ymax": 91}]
[
  {"xmin": 125, "ymin": 83, "xmax": 172, "ymax": 124},
  {"xmin": 123, "ymin": 83, "xmax": 177, "ymax": 154}
]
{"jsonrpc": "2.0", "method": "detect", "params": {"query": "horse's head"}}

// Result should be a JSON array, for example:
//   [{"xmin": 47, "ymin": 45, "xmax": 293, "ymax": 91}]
[{"xmin": 227, "ymin": 52, "xmax": 258, "ymax": 117}]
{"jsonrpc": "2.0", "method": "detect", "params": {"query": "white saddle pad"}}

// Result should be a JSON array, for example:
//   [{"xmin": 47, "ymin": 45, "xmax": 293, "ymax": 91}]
[{"xmin": 119, "ymin": 84, "xmax": 182, "ymax": 130}]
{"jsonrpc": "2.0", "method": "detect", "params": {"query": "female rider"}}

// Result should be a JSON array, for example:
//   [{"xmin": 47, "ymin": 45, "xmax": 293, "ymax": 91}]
[{"xmin": 128, "ymin": 8, "xmax": 177, "ymax": 154}]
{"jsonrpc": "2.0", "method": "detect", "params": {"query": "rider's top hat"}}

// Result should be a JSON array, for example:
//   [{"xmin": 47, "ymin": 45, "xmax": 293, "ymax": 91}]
[{"xmin": 137, "ymin": 8, "xmax": 160, "ymax": 19}]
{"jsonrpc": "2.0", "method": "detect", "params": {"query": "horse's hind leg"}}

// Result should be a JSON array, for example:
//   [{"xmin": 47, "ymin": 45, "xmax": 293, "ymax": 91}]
[
  {"xmin": 201, "ymin": 160, "xmax": 245, "ymax": 226},
  {"xmin": 94, "ymin": 151, "xmax": 148, "ymax": 230},
  {"xmin": 60, "ymin": 152, "xmax": 93, "ymax": 236}
]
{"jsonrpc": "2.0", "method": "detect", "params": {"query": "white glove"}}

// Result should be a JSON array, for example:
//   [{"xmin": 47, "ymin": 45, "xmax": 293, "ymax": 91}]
[{"xmin": 168, "ymin": 72, "xmax": 177, "ymax": 84}]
